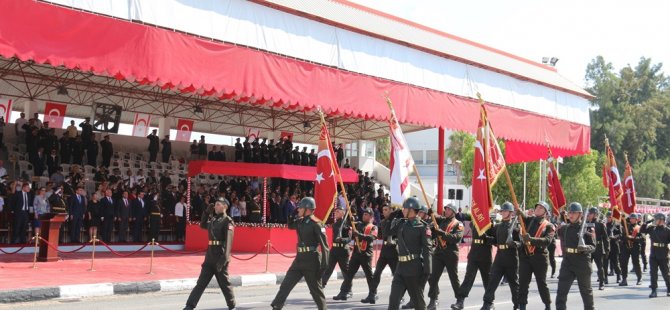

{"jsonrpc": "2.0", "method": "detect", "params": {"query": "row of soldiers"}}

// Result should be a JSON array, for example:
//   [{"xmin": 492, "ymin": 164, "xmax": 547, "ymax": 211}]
[
  {"xmin": 233, "ymin": 137, "xmax": 346, "ymax": 167},
  {"xmin": 182, "ymin": 195, "xmax": 670, "ymax": 310}
]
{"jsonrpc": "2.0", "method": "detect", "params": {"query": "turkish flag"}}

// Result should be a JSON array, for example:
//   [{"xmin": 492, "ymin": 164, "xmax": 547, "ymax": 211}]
[
  {"xmin": 546, "ymin": 153, "xmax": 566, "ymax": 216},
  {"xmin": 280, "ymin": 131, "xmax": 293, "ymax": 142},
  {"xmin": 0, "ymin": 98, "xmax": 11, "ymax": 121},
  {"xmin": 132, "ymin": 113, "xmax": 151, "ymax": 137},
  {"xmin": 176, "ymin": 119, "xmax": 194, "ymax": 142},
  {"xmin": 621, "ymin": 158, "xmax": 637, "ymax": 216},
  {"xmin": 603, "ymin": 140, "xmax": 624, "ymax": 220},
  {"xmin": 313, "ymin": 122, "xmax": 338, "ymax": 222},
  {"xmin": 44, "ymin": 102, "xmax": 67, "ymax": 128}
]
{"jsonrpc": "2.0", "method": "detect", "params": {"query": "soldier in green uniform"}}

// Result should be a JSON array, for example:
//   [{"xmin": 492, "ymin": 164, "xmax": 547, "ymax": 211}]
[
  {"xmin": 369, "ymin": 204, "xmax": 400, "ymax": 301},
  {"xmin": 321, "ymin": 205, "xmax": 351, "ymax": 292},
  {"xmin": 604, "ymin": 211, "xmax": 622, "ymax": 284},
  {"xmin": 555, "ymin": 202, "xmax": 595, "ymax": 310},
  {"xmin": 586, "ymin": 207, "xmax": 609, "ymax": 290},
  {"xmin": 335, "ymin": 208, "xmax": 378, "ymax": 303},
  {"xmin": 400, "ymin": 204, "xmax": 432, "ymax": 309},
  {"xmin": 641, "ymin": 213, "xmax": 670, "ymax": 298},
  {"xmin": 271, "ymin": 197, "xmax": 329, "ymax": 310},
  {"xmin": 516, "ymin": 202, "xmax": 554, "ymax": 310},
  {"xmin": 450, "ymin": 211, "xmax": 494, "ymax": 310},
  {"xmin": 183, "ymin": 197, "xmax": 236, "ymax": 310},
  {"xmin": 480, "ymin": 202, "xmax": 521, "ymax": 310},
  {"xmin": 426, "ymin": 203, "xmax": 463, "ymax": 310},
  {"xmin": 388, "ymin": 197, "xmax": 433, "ymax": 310},
  {"xmin": 619, "ymin": 213, "xmax": 643, "ymax": 286}
]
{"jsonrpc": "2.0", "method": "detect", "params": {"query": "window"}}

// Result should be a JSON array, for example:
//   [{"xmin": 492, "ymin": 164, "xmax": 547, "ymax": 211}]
[{"xmin": 411, "ymin": 151, "xmax": 423, "ymax": 164}]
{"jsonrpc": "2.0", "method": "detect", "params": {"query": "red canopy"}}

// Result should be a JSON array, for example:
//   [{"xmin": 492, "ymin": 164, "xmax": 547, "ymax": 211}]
[{"xmin": 187, "ymin": 161, "xmax": 359, "ymax": 183}]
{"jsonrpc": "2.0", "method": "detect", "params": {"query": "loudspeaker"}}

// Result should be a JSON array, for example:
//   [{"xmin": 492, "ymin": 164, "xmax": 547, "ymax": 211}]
[
  {"xmin": 456, "ymin": 189, "xmax": 463, "ymax": 201},
  {"xmin": 92, "ymin": 103, "xmax": 121, "ymax": 133},
  {"xmin": 448, "ymin": 189, "xmax": 455, "ymax": 200}
]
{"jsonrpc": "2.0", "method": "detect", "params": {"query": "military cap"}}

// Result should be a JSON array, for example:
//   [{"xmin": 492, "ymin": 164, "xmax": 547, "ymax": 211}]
[
  {"xmin": 535, "ymin": 201, "xmax": 551, "ymax": 214},
  {"xmin": 653, "ymin": 213, "xmax": 666, "ymax": 221},
  {"xmin": 444, "ymin": 203, "xmax": 457, "ymax": 213},
  {"xmin": 588, "ymin": 207, "xmax": 599, "ymax": 215},
  {"xmin": 568, "ymin": 202, "xmax": 583, "ymax": 213},
  {"xmin": 629, "ymin": 213, "xmax": 639, "ymax": 220},
  {"xmin": 500, "ymin": 202, "xmax": 514, "ymax": 212},
  {"xmin": 403, "ymin": 197, "xmax": 422, "ymax": 210}
]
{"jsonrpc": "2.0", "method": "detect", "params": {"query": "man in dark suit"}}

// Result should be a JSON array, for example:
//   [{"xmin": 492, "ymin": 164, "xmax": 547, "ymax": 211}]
[
  {"xmin": 115, "ymin": 190, "xmax": 131, "ymax": 242},
  {"xmin": 336, "ymin": 143, "xmax": 345, "ymax": 167},
  {"xmin": 12, "ymin": 183, "xmax": 33, "ymax": 244},
  {"xmin": 161, "ymin": 135, "xmax": 172, "ymax": 163},
  {"xmin": 216, "ymin": 146, "xmax": 226, "ymax": 162},
  {"xmin": 46, "ymin": 149, "xmax": 60, "ymax": 177},
  {"xmin": 67, "ymin": 186, "xmax": 86, "ymax": 243},
  {"xmin": 100, "ymin": 135, "xmax": 113, "ymax": 167},
  {"xmin": 147, "ymin": 129, "xmax": 159, "ymax": 163},
  {"xmin": 100, "ymin": 189, "xmax": 115, "ymax": 243},
  {"xmin": 131, "ymin": 191, "xmax": 148, "ymax": 242},
  {"xmin": 33, "ymin": 147, "xmax": 47, "ymax": 177},
  {"xmin": 208, "ymin": 146, "xmax": 218, "ymax": 161}
]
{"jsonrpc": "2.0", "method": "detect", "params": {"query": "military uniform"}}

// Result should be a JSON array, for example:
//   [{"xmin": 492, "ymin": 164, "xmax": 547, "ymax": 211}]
[
  {"xmin": 619, "ymin": 214, "xmax": 643, "ymax": 286},
  {"xmin": 427, "ymin": 205, "xmax": 463, "ymax": 309},
  {"xmin": 336, "ymin": 210, "xmax": 378, "ymax": 303},
  {"xmin": 451, "ymin": 216, "xmax": 493, "ymax": 310},
  {"xmin": 148, "ymin": 199, "xmax": 161, "ymax": 242},
  {"xmin": 370, "ymin": 209, "xmax": 401, "ymax": 298},
  {"xmin": 184, "ymin": 201, "xmax": 235, "ymax": 310},
  {"xmin": 604, "ymin": 215, "xmax": 622, "ymax": 283},
  {"xmin": 321, "ymin": 216, "xmax": 351, "ymax": 288},
  {"xmin": 547, "ymin": 233, "xmax": 557, "ymax": 278},
  {"xmin": 517, "ymin": 202, "xmax": 554, "ymax": 310},
  {"xmin": 555, "ymin": 203, "xmax": 595, "ymax": 310},
  {"xmin": 641, "ymin": 213, "xmax": 670, "ymax": 298},
  {"xmin": 585, "ymin": 208, "xmax": 609, "ymax": 290},
  {"xmin": 480, "ymin": 202, "xmax": 521, "ymax": 310},
  {"xmin": 388, "ymin": 197, "xmax": 433, "ymax": 310},
  {"xmin": 271, "ymin": 197, "xmax": 329, "ymax": 310}
]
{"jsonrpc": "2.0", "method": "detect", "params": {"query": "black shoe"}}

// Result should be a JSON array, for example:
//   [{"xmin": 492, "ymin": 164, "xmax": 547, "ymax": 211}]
[
  {"xmin": 183, "ymin": 307, "xmax": 194, "ymax": 310},
  {"xmin": 599, "ymin": 282, "xmax": 605, "ymax": 290},
  {"xmin": 649, "ymin": 289, "xmax": 657, "ymax": 298},
  {"xmin": 608, "ymin": 271, "xmax": 614, "ymax": 276},
  {"xmin": 550, "ymin": 273, "xmax": 555, "ymax": 278},
  {"xmin": 427, "ymin": 298, "xmax": 438, "ymax": 310},
  {"xmin": 644, "ymin": 266, "xmax": 648, "ymax": 272},
  {"xmin": 451, "ymin": 298, "xmax": 465, "ymax": 310},
  {"xmin": 480, "ymin": 303, "xmax": 495, "ymax": 310},
  {"xmin": 604, "ymin": 277, "xmax": 609, "ymax": 284},
  {"xmin": 619, "ymin": 279, "xmax": 628, "ymax": 286},
  {"xmin": 636, "ymin": 279, "xmax": 642, "ymax": 285},
  {"xmin": 519, "ymin": 304, "xmax": 526, "ymax": 310},
  {"xmin": 616, "ymin": 275, "xmax": 621, "ymax": 283},
  {"xmin": 667, "ymin": 289, "xmax": 670, "ymax": 296},
  {"xmin": 513, "ymin": 304, "xmax": 519, "ymax": 310},
  {"xmin": 333, "ymin": 292, "xmax": 350, "ymax": 301},
  {"xmin": 544, "ymin": 304, "xmax": 551, "ymax": 310},
  {"xmin": 361, "ymin": 294, "xmax": 378, "ymax": 304},
  {"xmin": 401, "ymin": 300, "xmax": 414, "ymax": 309}
]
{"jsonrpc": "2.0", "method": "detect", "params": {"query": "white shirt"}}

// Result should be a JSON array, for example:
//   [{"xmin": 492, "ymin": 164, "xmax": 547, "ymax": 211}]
[
  {"xmin": 15, "ymin": 118, "xmax": 26, "ymax": 132},
  {"xmin": 175, "ymin": 202, "xmax": 185, "ymax": 218},
  {"xmin": 0, "ymin": 197, "xmax": 4, "ymax": 212},
  {"xmin": 0, "ymin": 166, "xmax": 7, "ymax": 178}
]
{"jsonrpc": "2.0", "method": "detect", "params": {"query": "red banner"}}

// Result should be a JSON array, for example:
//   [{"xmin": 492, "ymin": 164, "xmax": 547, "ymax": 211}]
[
  {"xmin": 132, "ymin": 113, "xmax": 151, "ymax": 137},
  {"xmin": 546, "ymin": 153, "xmax": 566, "ymax": 216},
  {"xmin": 0, "ymin": 98, "xmax": 11, "ymax": 121},
  {"xmin": 471, "ymin": 105, "xmax": 502, "ymax": 235},
  {"xmin": 313, "ymin": 122, "xmax": 338, "ymax": 222},
  {"xmin": 603, "ymin": 140, "xmax": 624, "ymax": 220},
  {"xmin": 621, "ymin": 157, "xmax": 637, "ymax": 216},
  {"xmin": 44, "ymin": 101, "xmax": 67, "ymax": 128},
  {"xmin": 280, "ymin": 131, "xmax": 293, "ymax": 142},
  {"xmin": 176, "ymin": 118, "xmax": 194, "ymax": 142}
]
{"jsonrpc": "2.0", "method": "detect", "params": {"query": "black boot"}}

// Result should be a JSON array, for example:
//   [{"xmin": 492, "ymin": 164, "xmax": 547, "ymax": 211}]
[
  {"xmin": 667, "ymin": 289, "xmax": 670, "ymax": 296},
  {"xmin": 480, "ymin": 302, "xmax": 495, "ymax": 310},
  {"xmin": 361, "ymin": 294, "xmax": 378, "ymax": 304},
  {"xmin": 599, "ymin": 281, "xmax": 605, "ymax": 290},
  {"xmin": 519, "ymin": 304, "xmax": 526, "ymax": 310},
  {"xmin": 183, "ymin": 306, "xmax": 194, "ymax": 310},
  {"xmin": 604, "ymin": 276, "xmax": 609, "ymax": 284},
  {"xmin": 451, "ymin": 297, "xmax": 465, "ymax": 310},
  {"xmin": 619, "ymin": 278, "xmax": 628, "ymax": 286},
  {"xmin": 649, "ymin": 289, "xmax": 657, "ymax": 298},
  {"xmin": 616, "ymin": 274, "xmax": 621, "ymax": 283},
  {"xmin": 333, "ymin": 291, "xmax": 351, "ymax": 301},
  {"xmin": 401, "ymin": 300, "xmax": 414, "ymax": 309},
  {"xmin": 427, "ymin": 298, "xmax": 438, "ymax": 310},
  {"xmin": 608, "ymin": 271, "xmax": 614, "ymax": 276},
  {"xmin": 544, "ymin": 303, "xmax": 551, "ymax": 310},
  {"xmin": 636, "ymin": 278, "xmax": 642, "ymax": 285}
]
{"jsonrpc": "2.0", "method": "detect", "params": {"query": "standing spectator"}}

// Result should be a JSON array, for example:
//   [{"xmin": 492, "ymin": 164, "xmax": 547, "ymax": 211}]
[
  {"xmin": 12, "ymin": 183, "xmax": 32, "ymax": 244},
  {"xmin": 79, "ymin": 117, "xmax": 93, "ymax": 148},
  {"xmin": 248, "ymin": 195, "xmax": 261, "ymax": 223},
  {"xmin": 216, "ymin": 146, "xmax": 226, "ymax": 161},
  {"xmin": 59, "ymin": 132, "xmax": 70, "ymax": 164},
  {"xmin": 336, "ymin": 143, "xmax": 345, "ymax": 167},
  {"xmin": 46, "ymin": 147, "xmax": 60, "ymax": 176},
  {"xmin": 100, "ymin": 189, "xmax": 115, "ymax": 243},
  {"xmin": 300, "ymin": 147, "xmax": 309, "ymax": 166},
  {"xmin": 67, "ymin": 186, "xmax": 86, "ymax": 243},
  {"xmin": 208, "ymin": 146, "xmax": 218, "ymax": 161},
  {"xmin": 32, "ymin": 146, "xmax": 47, "ymax": 177},
  {"xmin": 148, "ymin": 193, "xmax": 161, "ymax": 241},
  {"xmin": 309, "ymin": 149, "xmax": 317, "ymax": 166},
  {"xmin": 230, "ymin": 197, "xmax": 241, "ymax": 222},
  {"xmin": 243, "ymin": 137, "xmax": 251, "ymax": 162},
  {"xmin": 161, "ymin": 135, "xmax": 171, "ymax": 163},
  {"xmin": 66, "ymin": 120, "xmax": 78, "ymax": 140},
  {"xmin": 343, "ymin": 159, "xmax": 351, "ymax": 169},
  {"xmin": 31, "ymin": 113, "xmax": 42, "ymax": 129},
  {"xmin": 115, "ymin": 191, "xmax": 131, "ymax": 242},
  {"xmin": 87, "ymin": 193, "xmax": 101, "ymax": 240},
  {"xmin": 70, "ymin": 136, "xmax": 83, "ymax": 165},
  {"xmin": 100, "ymin": 135, "xmax": 113, "ymax": 167},
  {"xmin": 15, "ymin": 112, "xmax": 27, "ymax": 145},
  {"xmin": 291, "ymin": 146, "xmax": 301, "ymax": 165},
  {"xmin": 0, "ymin": 116, "xmax": 5, "ymax": 148},
  {"xmin": 198, "ymin": 135, "xmax": 207, "ymax": 160},
  {"xmin": 87, "ymin": 135, "xmax": 98, "ymax": 167},
  {"xmin": 174, "ymin": 195, "xmax": 187, "ymax": 242},
  {"xmin": 270, "ymin": 193, "xmax": 281, "ymax": 223},
  {"xmin": 234, "ymin": 137, "xmax": 243, "ymax": 162},
  {"xmin": 147, "ymin": 129, "xmax": 159, "ymax": 163},
  {"xmin": 131, "ymin": 191, "xmax": 147, "ymax": 242},
  {"xmin": 239, "ymin": 195, "xmax": 248, "ymax": 222},
  {"xmin": 189, "ymin": 140, "xmax": 198, "ymax": 160},
  {"xmin": 50, "ymin": 166, "xmax": 65, "ymax": 186},
  {"xmin": 32, "ymin": 187, "xmax": 49, "ymax": 237},
  {"xmin": 282, "ymin": 194, "xmax": 297, "ymax": 223}
]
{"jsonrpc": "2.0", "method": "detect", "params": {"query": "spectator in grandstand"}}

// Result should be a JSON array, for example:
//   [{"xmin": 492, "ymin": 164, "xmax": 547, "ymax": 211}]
[
  {"xmin": 46, "ymin": 148, "xmax": 59, "ymax": 176},
  {"xmin": 243, "ymin": 137, "xmax": 251, "ymax": 162},
  {"xmin": 131, "ymin": 190, "xmax": 147, "ymax": 242},
  {"xmin": 208, "ymin": 145, "xmax": 218, "ymax": 161},
  {"xmin": 100, "ymin": 135, "xmax": 113, "ymax": 167},
  {"xmin": 230, "ymin": 197, "xmax": 241, "ymax": 222},
  {"xmin": 115, "ymin": 190, "xmax": 131, "ymax": 243},
  {"xmin": 343, "ymin": 158, "xmax": 351, "ymax": 169},
  {"xmin": 0, "ymin": 116, "xmax": 5, "ymax": 148},
  {"xmin": 216, "ymin": 145, "xmax": 226, "ymax": 161},
  {"xmin": 14, "ymin": 112, "xmax": 26, "ymax": 145},
  {"xmin": 87, "ymin": 135, "xmax": 98, "ymax": 167},
  {"xmin": 190, "ymin": 139, "xmax": 198, "ymax": 160},
  {"xmin": 79, "ymin": 117, "xmax": 93, "ymax": 147},
  {"xmin": 66, "ymin": 120, "xmax": 78, "ymax": 140},
  {"xmin": 147, "ymin": 129, "xmax": 159, "ymax": 163},
  {"xmin": 300, "ymin": 147, "xmax": 309, "ymax": 166},
  {"xmin": 70, "ymin": 136, "xmax": 83, "ymax": 165},
  {"xmin": 282, "ymin": 194, "xmax": 297, "ymax": 223},
  {"xmin": 234, "ymin": 137, "xmax": 243, "ymax": 162},
  {"xmin": 59, "ymin": 131, "xmax": 70, "ymax": 164},
  {"xmin": 161, "ymin": 134, "xmax": 171, "ymax": 163},
  {"xmin": 32, "ymin": 187, "xmax": 48, "ymax": 237},
  {"xmin": 198, "ymin": 135, "xmax": 207, "ymax": 160},
  {"xmin": 336, "ymin": 143, "xmax": 344, "ymax": 167},
  {"xmin": 32, "ymin": 146, "xmax": 46, "ymax": 177},
  {"xmin": 49, "ymin": 166, "xmax": 65, "ymax": 187},
  {"xmin": 101, "ymin": 189, "xmax": 115, "ymax": 243},
  {"xmin": 31, "ymin": 112, "xmax": 42, "ymax": 129}
]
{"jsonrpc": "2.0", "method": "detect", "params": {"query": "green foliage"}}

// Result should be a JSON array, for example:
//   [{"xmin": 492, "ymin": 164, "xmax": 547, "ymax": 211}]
[
  {"xmin": 559, "ymin": 150, "xmax": 606, "ymax": 206},
  {"xmin": 634, "ymin": 160, "xmax": 669, "ymax": 199},
  {"xmin": 376, "ymin": 137, "xmax": 390, "ymax": 167}
]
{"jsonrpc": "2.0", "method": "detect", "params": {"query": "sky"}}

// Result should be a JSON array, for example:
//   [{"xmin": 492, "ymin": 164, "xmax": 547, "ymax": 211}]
[{"xmin": 348, "ymin": 0, "xmax": 670, "ymax": 87}]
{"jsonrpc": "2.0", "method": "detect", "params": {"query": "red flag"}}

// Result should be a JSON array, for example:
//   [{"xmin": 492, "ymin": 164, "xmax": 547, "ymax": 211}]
[
  {"xmin": 0, "ymin": 98, "xmax": 11, "ymax": 121},
  {"xmin": 313, "ymin": 121, "xmax": 338, "ymax": 222},
  {"xmin": 176, "ymin": 119, "xmax": 194, "ymax": 142},
  {"xmin": 44, "ymin": 102, "xmax": 67, "ymax": 128},
  {"xmin": 603, "ymin": 139, "xmax": 624, "ymax": 220},
  {"xmin": 621, "ymin": 156, "xmax": 637, "ymax": 215},
  {"xmin": 470, "ymin": 105, "xmax": 505, "ymax": 235},
  {"xmin": 546, "ymin": 151, "xmax": 566, "ymax": 216},
  {"xmin": 280, "ymin": 131, "xmax": 293, "ymax": 142}
]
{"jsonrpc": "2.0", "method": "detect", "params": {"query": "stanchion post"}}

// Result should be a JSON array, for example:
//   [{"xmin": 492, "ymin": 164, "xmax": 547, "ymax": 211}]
[
  {"xmin": 88, "ymin": 234, "xmax": 97, "ymax": 272},
  {"xmin": 264, "ymin": 240, "xmax": 271, "ymax": 273},
  {"xmin": 31, "ymin": 233, "xmax": 39, "ymax": 269},
  {"xmin": 147, "ymin": 239, "xmax": 155, "ymax": 275}
]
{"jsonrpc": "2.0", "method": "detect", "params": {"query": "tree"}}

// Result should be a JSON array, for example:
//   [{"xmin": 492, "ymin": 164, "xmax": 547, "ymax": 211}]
[
  {"xmin": 634, "ymin": 160, "xmax": 669, "ymax": 199},
  {"xmin": 559, "ymin": 150, "xmax": 606, "ymax": 206},
  {"xmin": 375, "ymin": 137, "xmax": 390, "ymax": 167}
]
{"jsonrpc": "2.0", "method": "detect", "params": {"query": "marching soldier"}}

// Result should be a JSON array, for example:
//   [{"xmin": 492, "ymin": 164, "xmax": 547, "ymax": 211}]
[
  {"xmin": 451, "ymin": 212, "xmax": 494, "ymax": 310},
  {"xmin": 334, "ymin": 208, "xmax": 378, "ymax": 303},
  {"xmin": 605, "ymin": 211, "xmax": 622, "ymax": 284},
  {"xmin": 321, "ymin": 205, "xmax": 351, "ymax": 291},
  {"xmin": 401, "ymin": 205, "xmax": 432, "ymax": 309},
  {"xmin": 515, "ymin": 202, "xmax": 554, "ymax": 310},
  {"xmin": 271, "ymin": 197, "xmax": 329, "ymax": 310},
  {"xmin": 639, "ymin": 213, "xmax": 649, "ymax": 272},
  {"xmin": 547, "ymin": 222, "xmax": 558, "ymax": 278},
  {"xmin": 555, "ymin": 202, "xmax": 595, "ymax": 310},
  {"xmin": 426, "ymin": 203, "xmax": 463, "ymax": 310},
  {"xmin": 586, "ymin": 207, "xmax": 609, "ymax": 290},
  {"xmin": 641, "ymin": 213, "xmax": 670, "ymax": 298},
  {"xmin": 619, "ymin": 213, "xmax": 643, "ymax": 286},
  {"xmin": 369, "ymin": 204, "xmax": 400, "ymax": 301},
  {"xmin": 480, "ymin": 202, "xmax": 521, "ymax": 310},
  {"xmin": 183, "ymin": 197, "xmax": 235, "ymax": 310},
  {"xmin": 388, "ymin": 197, "xmax": 432, "ymax": 310}
]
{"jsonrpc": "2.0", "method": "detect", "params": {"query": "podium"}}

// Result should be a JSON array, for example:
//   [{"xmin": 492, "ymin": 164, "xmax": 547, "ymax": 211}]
[{"xmin": 38, "ymin": 213, "xmax": 67, "ymax": 262}]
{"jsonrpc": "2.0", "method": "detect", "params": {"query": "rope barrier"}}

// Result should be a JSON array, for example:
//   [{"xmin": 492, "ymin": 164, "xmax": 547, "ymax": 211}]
[
  {"xmin": 230, "ymin": 244, "xmax": 268, "ymax": 261},
  {"xmin": 39, "ymin": 237, "xmax": 87, "ymax": 254},
  {"xmin": 97, "ymin": 240, "xmax": 149, "ymax": 257},
  {"xmin": 0, "ymin": 242, "xmax": 32, "ymax": 254},
  {"xmin": 156, "ymin": 243, "xmax": 206, "ymax": 255},
  {"xmin": 270, "ymin": 245, "xmax": 296, "ymax": 258}
]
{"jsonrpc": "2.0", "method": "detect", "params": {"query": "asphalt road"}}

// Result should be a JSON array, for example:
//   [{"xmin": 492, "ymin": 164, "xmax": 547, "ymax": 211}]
[{"xmin": 4, "ymin": 265, "xmax": 668, "ymax": 310}]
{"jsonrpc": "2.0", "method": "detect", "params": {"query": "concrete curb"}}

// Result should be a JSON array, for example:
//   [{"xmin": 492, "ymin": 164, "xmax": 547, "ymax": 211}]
[{"xmin": 0, "ymin": 268, "xmax": 389, "ymax": 304}]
